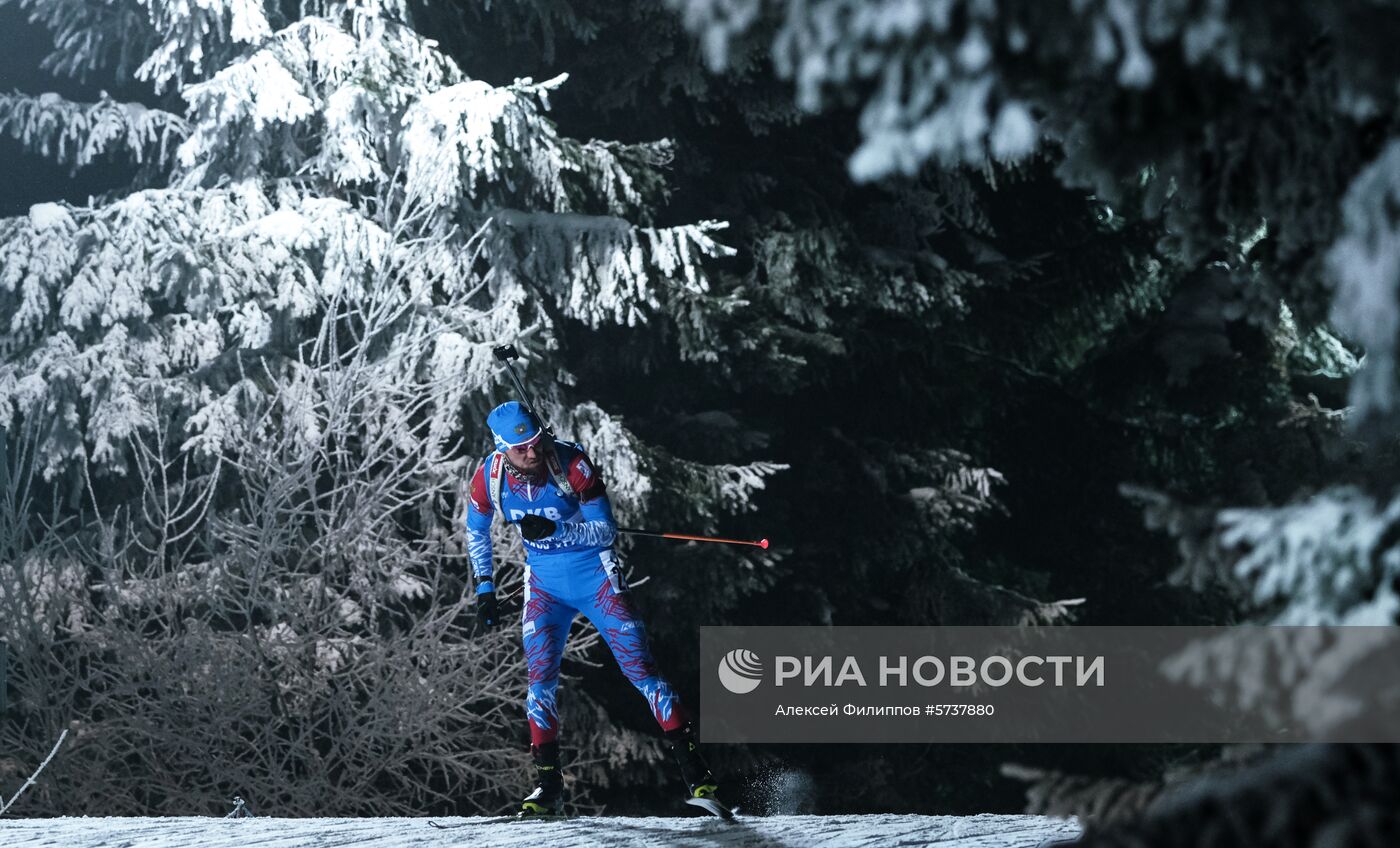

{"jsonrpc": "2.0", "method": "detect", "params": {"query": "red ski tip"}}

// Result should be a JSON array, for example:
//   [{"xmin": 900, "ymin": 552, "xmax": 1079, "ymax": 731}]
[{"xmin": 759, "ymin": 538, "xmax": 769, "ymax": 549}]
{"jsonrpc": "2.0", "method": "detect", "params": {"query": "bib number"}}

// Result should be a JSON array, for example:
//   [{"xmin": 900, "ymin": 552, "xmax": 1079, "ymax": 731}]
[{"xmin": 600, "ymin": 550, "xmax": 629, "ymax": 594}]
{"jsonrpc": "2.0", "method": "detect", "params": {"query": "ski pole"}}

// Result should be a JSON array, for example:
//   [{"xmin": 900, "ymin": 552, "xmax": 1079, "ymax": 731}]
[{"xmin": 618, "ymin": 527, "xmax": 769, "ymax": 549}]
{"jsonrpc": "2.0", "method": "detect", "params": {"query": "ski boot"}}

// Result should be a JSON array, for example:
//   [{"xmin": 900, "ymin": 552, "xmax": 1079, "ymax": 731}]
[
  {"xmin": 519, "ymin": 741, "xmax": 564, "ymax": 818},
  {"xmin": 665, "ymin": 724, "xmax": 733, "ymax": 819}
]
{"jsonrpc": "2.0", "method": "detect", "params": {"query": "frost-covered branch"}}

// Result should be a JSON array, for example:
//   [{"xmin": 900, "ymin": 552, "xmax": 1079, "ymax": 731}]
[
  {"xmin": 0, "ymin": 728, "xmax": 69, "ymax": 816},
  {"xmin": 0, "ymin": 91, "xmax": 188, "ymax": 170}
]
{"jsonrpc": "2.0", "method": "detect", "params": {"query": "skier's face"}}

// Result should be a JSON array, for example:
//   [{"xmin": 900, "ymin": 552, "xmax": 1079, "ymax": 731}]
[{"xmin": 505, "ymin": 438, "xmax": 545, "ymax": 474}]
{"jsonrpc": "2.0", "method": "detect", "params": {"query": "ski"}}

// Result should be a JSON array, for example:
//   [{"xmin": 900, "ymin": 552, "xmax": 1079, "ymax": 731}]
[
  {"xmin": 429, "ymin": 814, "xmax": 579, "ymax": 828},
  {"xmin": 430, "ymin": 804, "xmax": 736, "ymax": 827},
  {"xmin": 685, "ymin": 795, "xmax": 737, "ymax": 820},
  {"xmin": 429, "ymin": 817, "xmax": 515, "ymax": 828},
  {"xmin": 511, "ymin": 813, "xmax": 577, "ymax": 823}
]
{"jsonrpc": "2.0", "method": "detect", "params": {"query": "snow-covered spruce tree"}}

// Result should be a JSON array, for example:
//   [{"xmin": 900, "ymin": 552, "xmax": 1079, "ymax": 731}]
[{"xmin": 0, "ymin": 0, "xmax": 780, "ymax": 815}]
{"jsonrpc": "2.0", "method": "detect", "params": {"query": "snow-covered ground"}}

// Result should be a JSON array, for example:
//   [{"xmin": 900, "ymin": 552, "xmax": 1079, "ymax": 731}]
[{"xmin": 0, "ymin": 813, "xmax": 1080, "ymax": 847}]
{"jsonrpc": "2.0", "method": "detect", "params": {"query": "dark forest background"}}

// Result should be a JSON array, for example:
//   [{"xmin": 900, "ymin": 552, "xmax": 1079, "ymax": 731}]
[{"xmin": 2, "ymin": 1, "xmax": 1398, "ymax": 843}]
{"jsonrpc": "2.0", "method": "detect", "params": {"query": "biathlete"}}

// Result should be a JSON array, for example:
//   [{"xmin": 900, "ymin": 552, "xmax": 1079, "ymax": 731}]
[{"xmin": 464, "ymin": 401, "xmax": 722, "ymax": 816}]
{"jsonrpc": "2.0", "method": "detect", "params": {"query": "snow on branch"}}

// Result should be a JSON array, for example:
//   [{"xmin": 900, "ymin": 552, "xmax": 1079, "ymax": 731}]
[
  {"xmin": 564, "ymin": 401, "xmax": 786, "ymax": 529},
  {"xmin": 665, "ymin": 0, "xmax": 1270, "ymax": 180},
  {"xmin": 1217, "ymin": 487, "xmax": 1400, "ymax": 626},
  {"xmin": 171, "ymin": 14, "xmax": 673, "ymax": 218},
  {"xmin": 134, "ymin": 0, "xmax": 273, "ymax": 92},
  {"xmin": 401, "ymin": 76, "xmax": 672, "ymax": 218},
  {"xmin": 0, "ymin": 91, "xmax": 188, "ymax": 170},
  {"xmin": 667, "ymin": 0, "xmax": 1040, "ymax": 177},
  {"xmin": 174, "ymin": 15, "xmax": 461, "ymax": 186},
  {"xmin": 1125, "ymin": 483, "xmax": 1400, "ymax": 745},
  {"xmin": 0, "ymin": 182, "xmax": 481, "ymax": 477},
  {"xmin": 483, "ymin": 210, "xmax": 736, "ymax": 341},
  {"xmin": 1131, "ymin": 481, "xmax": 1400, "ymax": 626},
  {"xmin": 10, "ymin": 0, "xmax": 154, "ymax": 82}
]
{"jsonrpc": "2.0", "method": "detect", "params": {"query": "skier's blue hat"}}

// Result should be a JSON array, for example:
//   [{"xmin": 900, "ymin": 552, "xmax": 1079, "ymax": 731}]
[{"xmin": 487, "ymin": 401, "xmax": 542, "ymax": 451}]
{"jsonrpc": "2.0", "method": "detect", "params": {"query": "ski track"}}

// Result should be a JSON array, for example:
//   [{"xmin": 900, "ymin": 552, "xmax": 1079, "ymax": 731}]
[{"xmin": 0, "ymin": 813, "xmax": 1080, "ymax": 848}]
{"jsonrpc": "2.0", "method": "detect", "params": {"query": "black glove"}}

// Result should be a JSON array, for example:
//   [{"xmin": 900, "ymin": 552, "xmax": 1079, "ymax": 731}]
[
  {"xmin": 476, "ymin": 590, "xmax": 500, "ymax": 631},
  {"xmin": 518, "ymin": 513, "xmax": 557, "ymax": 541}
]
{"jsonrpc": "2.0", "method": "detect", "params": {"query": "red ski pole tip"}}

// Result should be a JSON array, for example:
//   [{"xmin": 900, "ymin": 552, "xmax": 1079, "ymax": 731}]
[{"xmin": 759, "ymin": 538, "xmax": 769, "ymax": 549}]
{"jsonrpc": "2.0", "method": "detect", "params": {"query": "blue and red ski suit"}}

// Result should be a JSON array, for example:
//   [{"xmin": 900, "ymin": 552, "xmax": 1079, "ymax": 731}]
[{"xmin": 465, "ymin": 440, "xmax": 686, "ymax": 745}]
